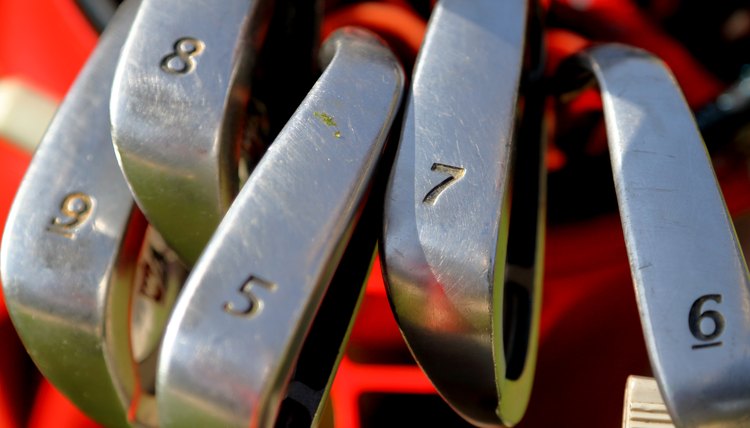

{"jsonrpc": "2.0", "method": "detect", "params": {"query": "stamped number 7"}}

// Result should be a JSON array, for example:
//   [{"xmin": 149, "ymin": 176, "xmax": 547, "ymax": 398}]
[{"xmin": 423, "ymin": 163, "xmax": 466, "ymax": 205}]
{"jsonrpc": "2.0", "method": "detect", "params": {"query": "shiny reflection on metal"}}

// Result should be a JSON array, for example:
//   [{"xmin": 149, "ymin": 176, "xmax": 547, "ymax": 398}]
[
  {"xmin": 562, "ymin": 44, "xmax": 750, "ymax": 427},
  {"xmin": 381, "ymin": 0, "xmax": 535, "ymax": 425},
  {"xmin": 157, "ymin": 28, "xmax": 403, "ymax": 427},
  {"xmin": 0, "ymin": 2, "xmax": 187, "ymax": 426},
  {"xmin": 110, "ymin": 0, "xmax": 274, "ymax": 265}
]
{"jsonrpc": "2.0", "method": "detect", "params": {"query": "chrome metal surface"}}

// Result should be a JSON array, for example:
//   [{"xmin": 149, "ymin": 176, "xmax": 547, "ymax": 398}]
[
  {"xmin": 110, "ymin": 0, "xmax": 274, "ymax": 265},
  {"xmin": 0, "ymin": 2, "xmax": 187, "ymax": 426},
  {"xmin": 381, "ymin": 0, "xmax": 531, "ymax": 425},
  {"xmin": 567, "ymin": 44, "xmax": 750, "ymax": 427},
  {"xmin": 157, "ymin": 28, "xmax": 403, "ymax": 427}
]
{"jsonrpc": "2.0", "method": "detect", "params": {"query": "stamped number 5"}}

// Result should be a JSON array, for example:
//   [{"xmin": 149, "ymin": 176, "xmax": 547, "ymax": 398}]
[{"xmin": 224, "ymin": 275, "xmax": 277, "ymax": 318}]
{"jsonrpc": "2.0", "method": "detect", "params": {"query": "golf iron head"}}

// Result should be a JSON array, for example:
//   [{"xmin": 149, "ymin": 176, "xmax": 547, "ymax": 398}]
[
  {"xmin": 558, "ymin": 43, "xmax": 750, "ymax": 427},
  {"xmin": 0, "ymin": 1, "xmax": 187, "ymax": 426},
  {"xmin": 110, "ymin": 0, "xmax": 276, "ymax": 265},
  {"xmin": 381, "ymin": 0, "xmax": 546, "ymax": 426},
  {"xmin": 156, "ymin": 27, "xmax": 404, "ymax": 427}
]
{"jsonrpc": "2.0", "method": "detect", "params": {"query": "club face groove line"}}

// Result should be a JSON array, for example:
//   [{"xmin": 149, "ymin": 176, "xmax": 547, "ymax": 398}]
[
  {"xmin": 562, "ymin": 44, "xmax": 750, "ymax": 427},
  {"xmin": 156, "ymin": 27, "xmax": 404, "ymax": 428},
  {"xmin": 110, "ymin": 0, "xmax": 275, "ymax": 265},
  {"xmin": 381, "ymin": 0, "xmax": 535, "ymax": 425},
  {"xmin": 0, "ymin": 1, "xmax": 186, "ymax": 426}
]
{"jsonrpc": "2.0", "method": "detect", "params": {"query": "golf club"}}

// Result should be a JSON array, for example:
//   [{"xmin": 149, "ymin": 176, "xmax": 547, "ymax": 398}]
[
  {"xmin": 0, "ymin": 1, "xmax": 187, "ymax": 426},
  {"xmin": 381, "ymin": 0, "xmax": 545, "ymax": 425},
  {"xmin": 110, "ymin": 0, "xmax": 275, "ymax": 265},
  {"xmin": 156, "ymin": 27, "xmax": 404, "ymax": 427},
  {"xmin": 558, "ymin": 43, "xmax": 750, "ymax": 427}
]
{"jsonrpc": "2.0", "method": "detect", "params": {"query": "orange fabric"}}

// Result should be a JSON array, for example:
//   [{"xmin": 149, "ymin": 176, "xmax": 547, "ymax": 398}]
[
  {"xmin": 0, "ymin": 139, "xmax": 32, "ymax": 428},
  {"xmin": 322, "ymin": 2, "xmax": 426, "ymax": 70},
  {"xmin": 550, "ymin": 0, "xmax": 724, "ymax": 107},
  {"xmin": 27, "ymin": 381, "xmax": 98, "ymax": 428},
  {"xmin": 0, "ymin": 0, "xmax": 96, "ymax": 99}
]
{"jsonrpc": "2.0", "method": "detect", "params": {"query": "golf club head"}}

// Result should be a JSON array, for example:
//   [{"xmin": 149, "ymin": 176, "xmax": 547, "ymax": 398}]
[
  {"xmin": 380, "ymin": 0, "xmax": 546, "ymax": 425},
  {"xmin": 0, "ymin": 1, "xmax": 187, "ymax": 426},
  {"xmin": 559, "ymin": 43, "xmax": 750, "ymax": 427},
  {"xmin": 110, "ymin": 0, "xmax": 275, "ymax": 266},
  {"xmin": 156, "ymin": 27, "xmax": 404, "ymax": 427}
]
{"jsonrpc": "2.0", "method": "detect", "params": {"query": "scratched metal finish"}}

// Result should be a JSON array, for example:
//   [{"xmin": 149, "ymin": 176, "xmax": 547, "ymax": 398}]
[
  {"xmin": 110, "ymin": 0, "xmax": 274, "ymax": 265},
  {"xmin": 573, "ymin": 44, "xmax": 750, "ymax": 427},
  {"xmin": 381, "ymin": 0, "xmax": 526, "ymax": 425},
  {"xmin": 156, "ymin": 28, "xmax": 403, "ymax": 427},
  {"xmin": 0, "ymin": 1, "xmax": 186, "ymax": 426}
]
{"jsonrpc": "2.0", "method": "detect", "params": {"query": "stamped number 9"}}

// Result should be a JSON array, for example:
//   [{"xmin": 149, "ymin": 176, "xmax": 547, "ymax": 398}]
[{"xmin": 48, "ymin": 193, "xmax": 94, "ymax": 238}]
